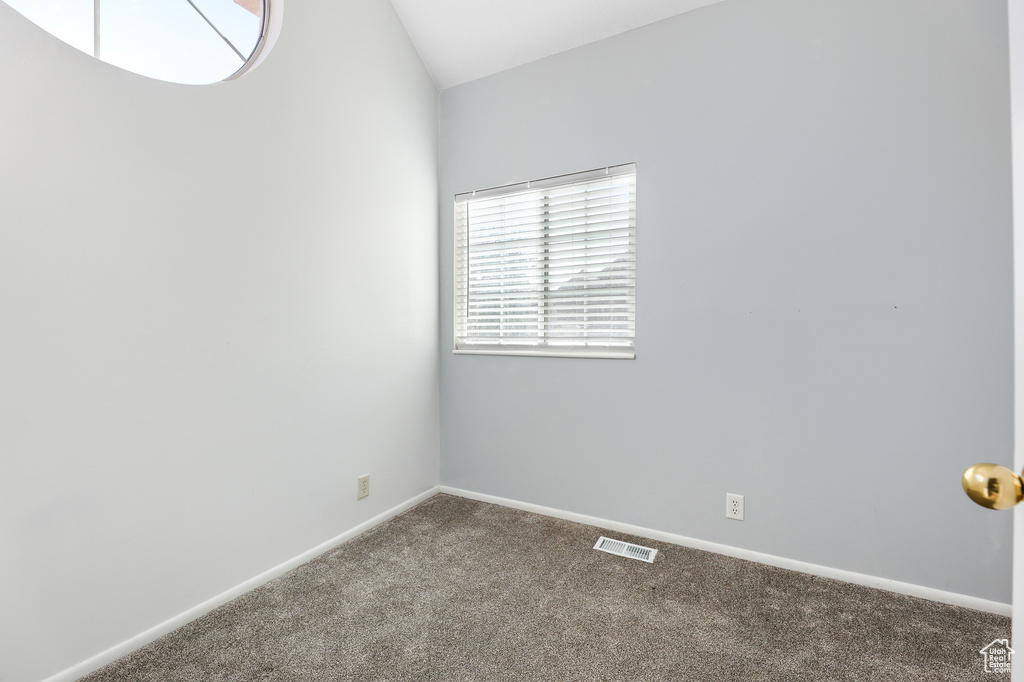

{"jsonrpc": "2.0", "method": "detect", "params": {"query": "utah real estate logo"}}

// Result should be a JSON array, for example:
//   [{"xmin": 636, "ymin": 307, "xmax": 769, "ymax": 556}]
[{"xmin": 980, "ymin": 639, "xmax": 1013, "ymax": 674}]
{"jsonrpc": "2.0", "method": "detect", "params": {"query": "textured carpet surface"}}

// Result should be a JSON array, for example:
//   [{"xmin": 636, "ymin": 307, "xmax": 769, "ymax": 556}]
[{"xmin": 81, "ymin": 494, "xmax": 1009, "ymax": 681}]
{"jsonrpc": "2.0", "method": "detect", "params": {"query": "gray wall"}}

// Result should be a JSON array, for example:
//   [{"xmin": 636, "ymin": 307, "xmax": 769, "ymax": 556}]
[
  {"xmin": 439, "ymin": 0, "xmax": 1013, "ymax": 602},
  {"xmin": 0, "ymin": 2, "xmax": 439, "ymax": 681}
]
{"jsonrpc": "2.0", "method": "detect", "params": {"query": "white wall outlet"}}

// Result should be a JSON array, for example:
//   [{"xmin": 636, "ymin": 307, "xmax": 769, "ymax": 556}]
[
  {"xmin": 726, "ymin": 493, "xmax": 744, "ymax": 521},
  {"xmin": 357, "ymin": 474, "xmax": 369, "ymax": 500}
]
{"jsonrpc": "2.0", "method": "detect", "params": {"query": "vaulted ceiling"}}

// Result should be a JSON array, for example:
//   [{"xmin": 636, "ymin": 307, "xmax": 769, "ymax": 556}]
[{"xmin": 389, "ymin": 0, "xmax": 728, "ymax": 89}]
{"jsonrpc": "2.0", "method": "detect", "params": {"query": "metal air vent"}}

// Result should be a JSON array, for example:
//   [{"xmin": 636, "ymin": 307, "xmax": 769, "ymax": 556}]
[{"xmin": 593, "ymin": 536, "xmax": 657, "ymax": 563}]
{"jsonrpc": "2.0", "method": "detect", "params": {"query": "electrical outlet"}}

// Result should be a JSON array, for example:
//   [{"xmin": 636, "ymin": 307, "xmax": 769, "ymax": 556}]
[
  {"xmin": 357, "ymin": 474, "xmax": 369, "ymax": 500},
  {"xmin": 726, "ymin": 493, "xmax": 744, "ymax": 521}
]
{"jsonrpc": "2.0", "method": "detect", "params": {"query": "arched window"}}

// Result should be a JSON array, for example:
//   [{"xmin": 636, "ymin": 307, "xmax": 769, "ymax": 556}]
[{"xmin": 2, "ymin": 0, "xmax": 268, "ymax": 84}]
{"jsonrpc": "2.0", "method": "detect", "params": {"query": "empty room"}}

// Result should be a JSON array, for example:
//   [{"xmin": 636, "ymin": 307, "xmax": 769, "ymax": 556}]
[{"xmin": 1, "ymin": 0, "xmax": 1019, "ymax": 680}]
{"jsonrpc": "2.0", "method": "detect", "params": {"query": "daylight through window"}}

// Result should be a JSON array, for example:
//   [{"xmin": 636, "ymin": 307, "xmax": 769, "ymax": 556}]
[
  {"xmin": 2, "ymin": 0, "xmax": 267, "ymax": 84},
  {"xmin": 454, "ymin": 164, "xmax": 637, "ymax": 359}
]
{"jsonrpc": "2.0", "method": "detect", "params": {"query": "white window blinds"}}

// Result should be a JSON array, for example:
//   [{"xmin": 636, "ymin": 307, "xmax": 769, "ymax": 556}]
[{"xmin": 454, "ymin": 164, "xmax": 636, "ymax": 358}]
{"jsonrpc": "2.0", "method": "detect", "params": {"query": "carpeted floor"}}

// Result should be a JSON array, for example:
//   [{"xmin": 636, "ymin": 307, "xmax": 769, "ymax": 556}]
[{"xmin": 81, "ymin": 494, "xmax": 1009, "ymax": 681}]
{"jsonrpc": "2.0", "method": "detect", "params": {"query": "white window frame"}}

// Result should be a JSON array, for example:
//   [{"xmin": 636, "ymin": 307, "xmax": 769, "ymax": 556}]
[
  {"xmin": 2, "ymin": 0, "xmax": 269, "ymax": 84},
  {"xmin": 454, "ymin": 164, "xmax": 637, "ymax": 359}
]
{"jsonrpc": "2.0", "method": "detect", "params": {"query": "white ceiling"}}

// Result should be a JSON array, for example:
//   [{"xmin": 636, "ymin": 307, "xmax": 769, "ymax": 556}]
[{"xmin": 389, "ymin": 0, "xmax": 728, "ymax": 90}]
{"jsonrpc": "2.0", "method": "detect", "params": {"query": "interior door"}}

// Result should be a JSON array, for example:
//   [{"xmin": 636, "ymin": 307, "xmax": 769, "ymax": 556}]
[
  {"xmin": 1012, "ymin": 0, "xmax": 1023, "ymax": 679},
  {"xmin": 968, "ymin": 1, "xmax": 1024, "ymax": 677}
]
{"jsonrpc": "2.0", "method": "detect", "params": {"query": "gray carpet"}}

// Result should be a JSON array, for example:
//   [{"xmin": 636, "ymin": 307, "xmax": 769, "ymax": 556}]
[{"xmin": 81, "ymin": 494, "xmax": 1009, "ymax": 681}]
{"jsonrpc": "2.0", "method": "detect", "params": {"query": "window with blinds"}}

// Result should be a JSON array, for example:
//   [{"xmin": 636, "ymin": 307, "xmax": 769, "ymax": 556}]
[{"xmin": 454, "ymin": 164, "xmax": 636, "ymax": 359}]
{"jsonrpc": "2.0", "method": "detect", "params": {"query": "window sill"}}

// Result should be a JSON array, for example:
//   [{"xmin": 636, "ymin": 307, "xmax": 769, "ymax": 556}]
[{"xmin": 452, "ymin": 349, "xmax": 635, "ymax": 360}]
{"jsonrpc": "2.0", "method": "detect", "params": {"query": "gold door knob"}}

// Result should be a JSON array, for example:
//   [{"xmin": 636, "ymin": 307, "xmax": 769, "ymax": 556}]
[{"xmin": 962, "ymin": 463, "xmax": 1024, "ymax": 510}]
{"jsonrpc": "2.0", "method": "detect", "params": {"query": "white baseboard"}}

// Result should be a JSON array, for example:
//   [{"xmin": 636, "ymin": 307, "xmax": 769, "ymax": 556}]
[
  {"xmin": 440, "ymin": 486, "xmax": 1011, "ymax": 617},
  {"xmin": 41, "ymin": 482, "xmax": 1009, "ymax": 682},
  {"xmin": 42, "ymin": 486, "xmax": 441, "ymax": 682}
]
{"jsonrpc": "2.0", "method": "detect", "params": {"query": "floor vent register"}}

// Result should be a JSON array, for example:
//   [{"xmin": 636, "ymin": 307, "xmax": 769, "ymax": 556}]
[{"xmin": 593, "ymin": 536, "xmax": 657, "ymax": 564}]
